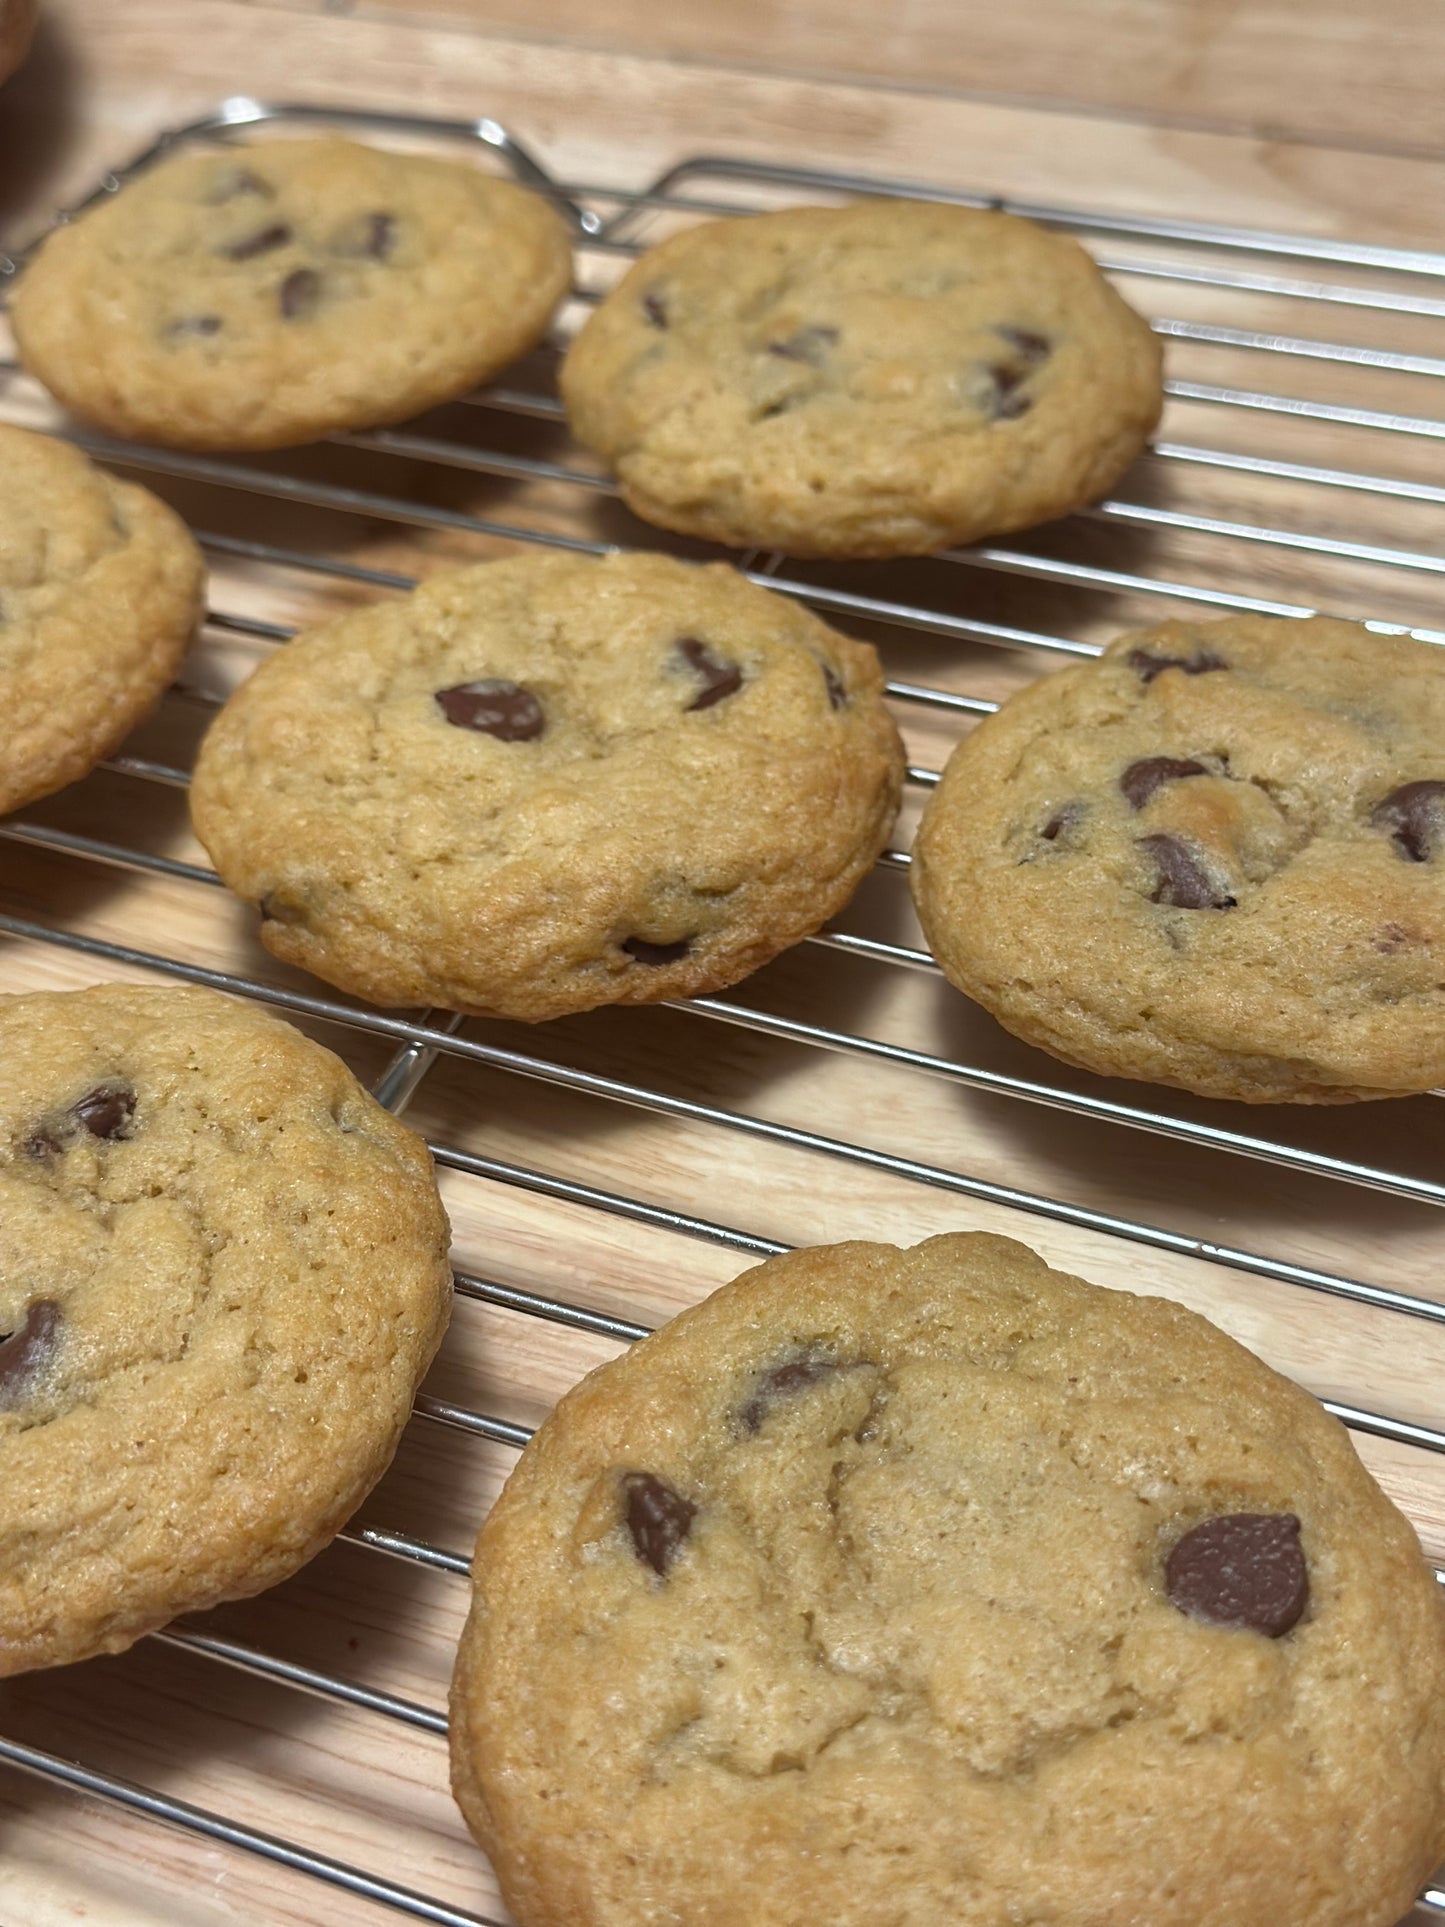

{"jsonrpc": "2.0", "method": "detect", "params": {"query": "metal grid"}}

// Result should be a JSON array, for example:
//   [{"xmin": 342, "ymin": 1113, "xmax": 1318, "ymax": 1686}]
[{"xmin": 0, "ymin": 97, "xmax": 1443, "ymax": 1924}]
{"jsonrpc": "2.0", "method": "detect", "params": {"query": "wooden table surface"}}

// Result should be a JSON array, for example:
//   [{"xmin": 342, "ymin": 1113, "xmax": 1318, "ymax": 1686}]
[{"xmin": 0, "ymin": 5, "xmax": 1442, "ymax": 1924}]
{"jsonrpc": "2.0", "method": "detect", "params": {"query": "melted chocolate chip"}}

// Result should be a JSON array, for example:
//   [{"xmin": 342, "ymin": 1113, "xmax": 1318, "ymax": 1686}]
[
  {"xmin": 71, "ymin": 1085, "xmax": 136, "ymax": 1141},
  {"xmin": 334, "ymin": 211, "xmax": 396, "ymax": 261},
  {"xmin": 739, "ymin": 1352, "xmax": 839, "ymax": 1433},
  {"xmin": 996, "ymin": 325, "xmax": 1051, "ymax": 363},
  {"xmin": 621, "ymin": 1471, "xmax": 696, "ymax": 1575},
  {"xmin": 435, "ymin": 679, "xmax": 545, "ymax": 741},
  {"xmin": 621, "ymin": 936, "xmax": 692, "ymax": 966},
  {"xmin": 677, "ymin": 638, "xmax": 743, "ymax": 711},
  {"xmin": 1139, "ymin": 833, "xmax": 1236, "ymax": 910},
  {"xmin": 1166, "ymin": 1512, "xmax": 1308, "ymax": 1637},
  {"xmin": 167, "ymin": 314, "xmax": 223, "ymax": 339},
  {"xmin": 1040, "ymin": 802, "xmax": 1084, "ymax": 842},
  {"xmin": 643, "ymin": 291, "xmax": 669, "ymax": 328},
  {"xmin": 279, "ymin": 267, "xmax": 321, "ymax": 320},
  {"xmin": 767, "ymin": 325, "xmax": 839, "ymax": 364},
  {"xmin": 1120, "ymin": 756, "xmax": 1209, "ymax": 811},
  {"xmin": 222, "ymin": 222, "xmax": 292, "ymax": 261},
  {"xmin": 0, "ymin": 1301, "xmax": 61, "ymax": 1410},
  {"xmin": 987, "ymin": 363, "xmax": 1033, "ymax": 420},
  {"xmin": 1372, "ymin": 780, "xmax": 1445, "ymax": 863},
  {"xmin": 1127, "ymin": 647, "xmax": 1229, "ymax": 686},
  {"xmin": 822, "ymin": 663, "xmax": 847, "ymax": 711}
]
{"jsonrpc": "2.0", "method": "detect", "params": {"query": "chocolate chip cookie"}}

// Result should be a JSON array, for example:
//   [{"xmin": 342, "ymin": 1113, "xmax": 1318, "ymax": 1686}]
[
  {"xmin": 0, "ymin": 424, "xmax": 204, "ymax": 815},
  {"xmin": 911, "ymin": 615, "xmax": 1445, "ymax": 1103},
  {"xmin": 189, "ymin": 549, "xmax": 904, "ymax": 1021},
  {"xmin": 11, "ymin": 136, "xmax": 572, "ymax": 450},
  {"xmin": 560, "ymin": 201, "xmax": 1163, "ymax": 558},
  {"xmin": 0, "ymin": 984, "xmax": 452, "ymax": 1675},
  {"xmin": 450, "ymin": 1231, "xmax": 1445, "ymax": 1927}
]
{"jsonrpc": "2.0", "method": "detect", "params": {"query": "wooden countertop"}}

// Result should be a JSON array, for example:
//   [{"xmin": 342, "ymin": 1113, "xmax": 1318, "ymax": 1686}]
[{"xmin": 0, "ymin": 6, "xmax": 1442, "ymax": 1925}]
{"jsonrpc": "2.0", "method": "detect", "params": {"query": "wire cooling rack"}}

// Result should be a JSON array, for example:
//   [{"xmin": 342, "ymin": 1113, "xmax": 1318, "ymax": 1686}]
[{"xmin": 0, "ymin": 98, "xmax": 1443, "ymax": 1926}]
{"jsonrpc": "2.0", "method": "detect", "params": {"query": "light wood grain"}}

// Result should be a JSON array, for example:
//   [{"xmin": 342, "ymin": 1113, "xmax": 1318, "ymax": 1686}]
[{"xmin": 0, "ymin": 8, "xmax": 1442, "ymax": 1926}]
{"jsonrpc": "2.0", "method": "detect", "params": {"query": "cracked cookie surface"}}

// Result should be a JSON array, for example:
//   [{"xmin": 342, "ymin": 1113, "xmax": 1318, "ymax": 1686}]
[
  {"xmin": 450, "ymin": 1231, "xmax": 1445, "ymax": 1927},
  {"xmin": 0, "ymin": 984, "xmax": 452, "ymax": 1675},
  {"xmin": 190, "ymin": 549, "xmax": 904, "ymax": 1021},
  {"xmin": 560, "ymin": 201, "xmax": 1162, "ymax": 558},
  {"xmin": 12, "ymin": 136, "xmax": 572, "ymax": 450},
  {"xmin": 911, "ymin": 616, "xmax": 1445, "ymax": 1102},
  {"xmin": 0, "ymin": 424, "xmax": 204, "ymax": 814}
]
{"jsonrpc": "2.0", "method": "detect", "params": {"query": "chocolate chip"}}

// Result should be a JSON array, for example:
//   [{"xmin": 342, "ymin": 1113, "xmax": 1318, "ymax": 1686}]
[
  {"xmin": 0, "ymin": 1301, "xmax": 61, "ymax": 1410},
  {"xmin": 996, "ymin": 325, "xmax": 1051, "ymax": 363},
  {"xmin": 739, "ymin": 1352, "xmax": 839, "ymax": 1433},
  {"xmin": 167, "ymin": 314, "xmax": 223, "ymax": 339},
  {"xmin": 822, "ymin": 663, "xmax": 847, "ymax": 711},
  {"xmin": 1127, "ymin": 647, "xmax": 1229, "ymax": 686},
  {"xmin": 279, "ymin": 267, "xmax": 321, "ymax": 320},
  {"xmin": 222, "ymin": 222, "xmax": 292, "ymax": 261},
  {"xmin": 767, "ymin": 325, "xmax": 839, "ymax": 363},
  {"xmin": 1374, "ymin": 922, "xmax": 1410, "ymax": 954},
  {"xmin": 1040, "ymin": 802, "xmax": 1084, "ymax": 842},
  {"xmin": 621, "ymin": 1471, "xmax": 696, "ymax": 1575},
  {"xmin": 621, "ymin": 936, "xmax": 692, "ymax": 966},
  {"xmin": 334, "ymin": 211, "xmax": 396, "ymax": 262},
  {"xmin": 986, "ymin": 363, "xmax": 1033, "ymax": 420},
  {"xmin": 1120, "ymin": 756, "xmax": 1209, "ymax": 810},
  {"xmin": 71, "ymin": 1084, "xmax": 136, "ymax": 1141},
  {"xmin": 677, "ymin": 637, "xmax": 743, "ymax": 711},
  {"xmin": 22, "ymin": 1124, "xmax": 64, "ymax": 1160},
  {"xmin": 1138, "ymin": 833, "xmax": 1235, "ymax": 910},
  {"xmin": 204, "ymin": 167, "xmax": 271, "ymax": 205},
  {"xmin": 435, "ymin": 679, "xmax": 545, "ymax": 741},
  {"xmin": 1166, "ymin": 1512, "xmax": 1308, "ymax": 1637},
  {"xmin": 643, "ymin": 291, "xmax": 668, "ymax": 328},
  {"xmin": 1372, "ymin": 780, "xmax": 1445, "ymax": 863}
]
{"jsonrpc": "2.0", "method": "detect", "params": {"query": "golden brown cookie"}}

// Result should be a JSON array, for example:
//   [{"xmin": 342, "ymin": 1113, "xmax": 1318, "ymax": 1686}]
[
  {"xmin": 12, "ymin": 136, "xmax": 572, "ymax": 450},
  {"xmin": 189, "ymin": 549, "xmax": 904, "ymax": 1020},
  {"xmin": 451, "ymin": 1231, "xmax": 1445, "ymax": 1927},
  {"xmin": 911, "ymin": 616, "xmax": 1445, "ymax": 1103},
  {"xmin": 0, "ymin": 983, "xmax": 452, "ymax": 1676},
  {"xmin": 0, "ymin": 423, "xmax": 204, "ymax": 815},
  {"xmin": 561, "ymin": 201, "xmax": 1162, "ymax": 558}
]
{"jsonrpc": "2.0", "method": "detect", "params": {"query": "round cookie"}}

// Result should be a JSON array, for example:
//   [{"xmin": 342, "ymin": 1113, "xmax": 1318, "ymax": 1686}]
[
  {"xmin": 0, "ymin": 984, "xmax": 453, "ymax": 1676},
  {"xmin": 912, "ymin": 615, "xmax": 1445, "ymax": 1103},
  {"xmin": 450, "ymin": 1231, "xmax": 1445, "ymax": 1927},
  {"xmin": 0, "ymin": 423, "xmax": 204, "ymax": 815},
  {"xmin": 189, "ymin": 549, "xmax": 905, "ymax": 1021},
  {"xmin": 11, "ymin": 136, "xmax": 573, "ymax": 450},
  {"xmin": 560, "ymin": 201, "xmax": 1162, "ymax": 559}
]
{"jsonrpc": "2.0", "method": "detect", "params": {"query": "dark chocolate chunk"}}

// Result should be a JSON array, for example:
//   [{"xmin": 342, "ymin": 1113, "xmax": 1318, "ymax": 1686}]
[
  {"xmin": 1127, "ymin": 647, "xmax": 1229, "ymax": 686},
  {"xmin": 279, "ymin": 267, "xmax": 321, "ymax": 319},
  {"xmin": 621, "ymin": 936, "xmax": 692, "ymax": 966},
  {"xmin": 677, "ymin": 637, "xmax": 743, "ymax": 711},
  {"xmin": 621, "ymin": 1471, "xmax": 696, "ymax": 1575},
  {"xmin": 222, "ymin": 222, "xmax": 292, "ymax": 261},
  {"xmin": 71, "ymin": 1084, "xmax": 136, "ymax": 1141},
  {"xmin": 1372, "ymin": 780, "xmax": 1445, "ymax": 863},
  {"xmin": 822, "ymin": 663, "xmax": 847, "ymax": 711},
  {"xmin": 0, "ymin": 1301, "xmax": 61, "ymax": 1410},
  {"xmin": 1040, "ymin": 802, "xmax": 1084, "ymax": 842},
  {"xmin": 1138, "ymin": 833, "xmax": 1235, "ymax": 910},
  {"xmin": 167, "ymin": 314, "xmax": 224, "ymax": 339},
  {"xmin": 435, "ymin": 679, "xmax": 545, "ymax": 741},
  {"xmin": 1120, "ymin": 756, "xmax": 1208, "ymax": 811},
  {"xmin": 334, "ymin": 211, "xmax": 396, "ymax": 261},
  {"xmin": 643, "ymin": 291, "xmax": 669, "ymax": 329},
  {"xmin": 995, "ymin": 325, "xmax": 1051, "ymax": 363},
  {"xmin": 1166, "ymin": 1512, "xmax": 1308, "ymax": 1636},
  {"xmin": 767, "ymin": 324, "xmax": 839, "ymax": 364},
  {"xmin": 739, "ymin": 1352, "xmax": 838, "ymax": 1433}
]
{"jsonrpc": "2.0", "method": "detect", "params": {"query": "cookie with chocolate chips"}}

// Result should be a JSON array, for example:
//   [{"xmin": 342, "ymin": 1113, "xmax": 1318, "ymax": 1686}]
[
  {"xmin": 0, "ymin": 983, "xmax": 452, "ymax": 1675},
  {"xmin": 450, "ymin": 1231, "xmax": 1445, "ymax": 1927},
  {"xmin": 912, "ymin": 615, "xmax": 1445, "ymax": 1102},
  {"xmin": 190, "ymin": 549, "xmax": 904, "ymax": 1020},
  {"xmin": 560, "ymin": 200, "xmax": 1162, "ymax": 558},
  {"xmin": 11, "ymin": 136, "xmax": 572, "ymax": 450},
  {"xmin": 0, "ymin": 424, "xmax": 204, "ymax": 815}
]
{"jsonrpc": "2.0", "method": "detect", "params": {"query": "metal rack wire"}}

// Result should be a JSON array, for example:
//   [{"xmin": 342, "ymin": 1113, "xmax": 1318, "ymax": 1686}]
[{"xmin": 0, "ymin": 98, "xmax": 1443, "ymax": 1925}]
